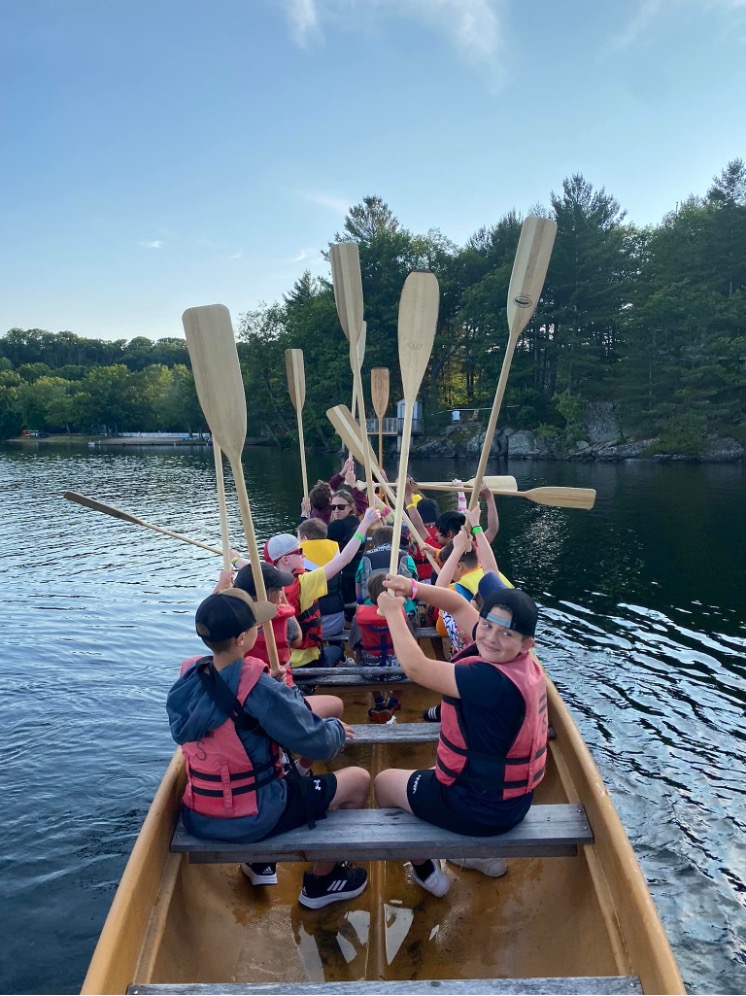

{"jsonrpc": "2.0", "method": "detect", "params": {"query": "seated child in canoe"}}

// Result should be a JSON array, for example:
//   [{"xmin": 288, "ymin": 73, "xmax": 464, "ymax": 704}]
[
  {"xmin": 166, "ymin": 587, "xmax": 371, "ymax": 909},
  {"xmin": 373, "ymin": 575, "xmax": 547, "ymax": 897}
]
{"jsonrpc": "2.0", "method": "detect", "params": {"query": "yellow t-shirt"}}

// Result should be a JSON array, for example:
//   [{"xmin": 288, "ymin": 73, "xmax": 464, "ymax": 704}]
[{"xmin": 289, "ymin": 567, "xmax": 328, "ymax": 668}]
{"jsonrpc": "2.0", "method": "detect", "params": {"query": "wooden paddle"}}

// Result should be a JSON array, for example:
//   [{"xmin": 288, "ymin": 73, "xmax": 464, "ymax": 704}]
[
  {"xmin": 371, "ymin": 367, "xmax": 389, "ymax": 465},
  {"xmin": 396, "ymin": 481, "xmax": 596, "ymax": 509},
  {"xmin": 285, "ymin": 348, "xmax": 309, "ymax": 500},
  {"xmin": 63, "ymin": 491, "xmax": 223, "ymax": 556},
  {"xmin": 329, "ymin": 242, "xmax": 375, "ymax": 505},
  {"xmin": 182, "ymin": 304, "xmax": 281, "ymax": 674},
  {"xmin": 391, "ymin": 475, "xmax": 518, "ymax": 493},
  {"xmin": 388, "ymin": 271, "xmax": 439, "ymax": 575},
  {"xmin": 326, "ymin": 404, "xmax": 439, "ymax": 572},
  {"xmin": 469, "ymin": 216, "xmax": 557, "ymax": 510},
  {"xmin": 212, "ymin": 442, "xmax": 232, "ymax": 570}
]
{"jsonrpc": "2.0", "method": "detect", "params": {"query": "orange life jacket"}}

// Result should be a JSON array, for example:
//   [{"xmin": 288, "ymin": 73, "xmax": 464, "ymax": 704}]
[{"xmin": 284, "ymin": 576, "xmax": 323, "ymax": 650}]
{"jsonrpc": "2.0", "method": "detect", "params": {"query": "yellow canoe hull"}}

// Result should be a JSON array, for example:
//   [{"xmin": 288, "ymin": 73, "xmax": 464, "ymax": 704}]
[{"xmin": 82, "ymin": 674, "xmax": 684, "ymax": 995}]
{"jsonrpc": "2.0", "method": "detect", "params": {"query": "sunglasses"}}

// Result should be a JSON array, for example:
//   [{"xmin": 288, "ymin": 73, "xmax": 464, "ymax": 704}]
[
  {"xmin": 331, "ymin": 503, "xmax": 351, "ymax": 511},
  {"xmin": 285, "ymin": 546, "xmax": 304, "ymax": 557}
]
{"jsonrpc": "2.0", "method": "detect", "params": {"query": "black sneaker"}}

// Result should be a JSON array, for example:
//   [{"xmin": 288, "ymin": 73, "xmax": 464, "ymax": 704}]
[
  {"xmin": 241, "ymin": 862, "xmax": 278, "ymax": 885},
  {"xmin": 299, "ymin": 863, "xmax": 368, "ymax": 909},
  {"xmin": 422, "ymin": 704, "xmax": 441, "ymax": 722}
]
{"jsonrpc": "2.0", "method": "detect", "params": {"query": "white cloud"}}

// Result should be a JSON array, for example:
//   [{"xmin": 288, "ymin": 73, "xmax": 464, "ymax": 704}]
[
  {"xmin": 281, "ymin": 0, "xmax": 507, "ymax": 74},
  {"xmin": 608, "ymin": 0, "xmax": 746, "ymax": 51},
  {"xmin": 283, "ymin": 0, "xmax": 322, "ymax": 47},
  {"xmin": 299, "ymin": 190, "xmax": 351, "ymax": 215},
  {"xmin": 139, "ymin": 240, "xmax": 164, "ymax": 249}
]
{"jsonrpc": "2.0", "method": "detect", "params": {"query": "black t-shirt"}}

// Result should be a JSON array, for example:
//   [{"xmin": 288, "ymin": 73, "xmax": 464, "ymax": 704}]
[
  {"xmin": 447, "ymin": 658, "xmax": 532, "ymax": 825},
  {"xmin": 327, "ymin": 517, "xmax": 362, "ymax": 579}
]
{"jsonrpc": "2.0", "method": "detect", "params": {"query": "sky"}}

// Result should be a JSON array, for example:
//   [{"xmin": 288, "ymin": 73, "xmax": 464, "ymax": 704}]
[{"xmin": 1, "ymin": 0, "xmax": 745, "ymax": 343}]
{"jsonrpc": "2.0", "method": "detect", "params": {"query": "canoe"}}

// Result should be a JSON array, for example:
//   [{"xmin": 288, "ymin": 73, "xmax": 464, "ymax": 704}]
[{"xmin": 81, "ymin": 662, "xmax": 685, "ymax": 995}]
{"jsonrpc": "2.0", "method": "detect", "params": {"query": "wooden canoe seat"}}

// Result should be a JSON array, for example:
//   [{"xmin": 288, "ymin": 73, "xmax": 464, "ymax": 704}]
[
  {"xmin": 128, "ymin": 977, "xmax": 642, "ymax": 994},
  {"xmin": 343, "ymin": 721, "xmax": 440, "ymax": 744},
  {"xmin": 171, "ymin": 804, "xmax": 593, "ymax": 864},
  {"xmin": 324, "ymin": 625, "xmax": 442, "ymax": 646}
]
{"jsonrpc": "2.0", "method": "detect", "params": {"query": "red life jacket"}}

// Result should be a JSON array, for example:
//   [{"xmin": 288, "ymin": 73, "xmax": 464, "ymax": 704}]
[
  {"xmin": 411, "ymin": 524, "xmax": 441, "ymax": 581},
  {"xmin": 252, "ymin": 602, "xmax": 294, "ymax": 666},
  {"xmin": 436, "ymin": 646, "xmax": 548, "ymax": 801},
  {"xmin": 356, "ymin": 603, "xmax": 399, "ymax": 668},
  {"xmin": 285, "ymin": 575, "xmax": 323, "ymax": 650},
  {"xmin": 179, "ymin": 655, "xmax": 284, "ymax": 819}
]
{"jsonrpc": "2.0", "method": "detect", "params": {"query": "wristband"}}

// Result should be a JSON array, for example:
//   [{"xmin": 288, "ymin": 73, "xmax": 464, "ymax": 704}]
[
  {"xmin": 411, "ymin": 580, "xmax": 418, "ymax": 600},
  {"xmin": 230, "ymin": 556, "xmax": 240, "ymax": 566},
  {"xmin": 406, "ymin": 502, "xmax": 416, "ymax": 510},
  {"xmin": 471, "ymin": 525, "xmax": 483, "ymax": 535},
  {"xmin": 353, "ymin": 531, "xmax": 365, "ymax": 543}
]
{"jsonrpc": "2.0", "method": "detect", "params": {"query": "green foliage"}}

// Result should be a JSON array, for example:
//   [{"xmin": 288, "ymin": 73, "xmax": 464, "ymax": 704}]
[
  {"xmin": 1, "ymin": 161, "xmax": 744, "ymax": 448},
  {"xmin": 645, "ymin": 413, "xmax": 708, "ymax": 456}
]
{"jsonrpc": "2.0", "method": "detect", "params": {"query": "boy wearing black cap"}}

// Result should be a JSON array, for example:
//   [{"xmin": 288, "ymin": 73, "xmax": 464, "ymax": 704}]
[
  {"xmin": 374, "ymin": 576, "xmax": 547, "ymax": 898},
  {"xmin": 166, "ymin": 588, "xmax": 371, "ymax": 909}
]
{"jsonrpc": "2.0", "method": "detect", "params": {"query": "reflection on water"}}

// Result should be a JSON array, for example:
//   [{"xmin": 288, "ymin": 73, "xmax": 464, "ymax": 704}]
[{"xmin": 0, "ymin": 444, "xmax": 744, "ymax": 994}]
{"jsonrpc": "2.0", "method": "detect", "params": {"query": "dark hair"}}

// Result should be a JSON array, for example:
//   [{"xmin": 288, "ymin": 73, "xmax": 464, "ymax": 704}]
[
  {"xmin": 416, "ymin": 497, "xmax": 440, "ymax": 523},
  {"xmin": 332, "ymin": 488, "xmax": 354, "ymax": 505},
  {"xmin": 366, "ymin": 573, "xmax": 386, "ymax": 604},
  {"xmin": 440, "ymin": 538, "xmax": 478, "ymax": 568},
  {"xmin": 370, "ymin": 525, "xmax": 393, "ymax": 546},
  {"xmin": 309, "ymin": 480, "xmax": 332, "ymax": 509},
  {"xmin": 436, "ymin": 511, "xmax": 465, "ymax": 538}
]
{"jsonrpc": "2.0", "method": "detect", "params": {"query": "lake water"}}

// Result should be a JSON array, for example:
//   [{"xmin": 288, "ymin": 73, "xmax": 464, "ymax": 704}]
[{"xmin": 0, "ymin": 442, "xmax": 744, "ymax": 994}]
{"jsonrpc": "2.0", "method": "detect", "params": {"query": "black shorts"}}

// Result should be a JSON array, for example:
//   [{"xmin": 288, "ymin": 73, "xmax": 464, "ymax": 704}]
[
  {"xmin": 406, "ymin": 769, "xmax": 531, "ymax": 836},
  {"xmin": 263, "ymin": 771, "xmax": 337, "ymax": 838}
]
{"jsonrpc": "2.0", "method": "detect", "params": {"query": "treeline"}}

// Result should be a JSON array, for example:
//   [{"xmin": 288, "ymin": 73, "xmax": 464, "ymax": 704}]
[{"xmin": 1, "ymin": 161, "xmax": 745, "ymax": 453}]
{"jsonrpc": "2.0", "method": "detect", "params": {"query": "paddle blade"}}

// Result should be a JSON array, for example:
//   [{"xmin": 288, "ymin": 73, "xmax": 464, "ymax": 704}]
[
  {"xmin": 327, "ymin": 404, "xmax": 373, "ymax": 467},
  {"xmin": 506, "ymin": 217, "xmax": 557, "ymax": 339},
  {"xmin": 406, "ymin": 476, "xmax": 518, "ymax": 493},
  {"xmin": 371, "ymin": 367, "xmax": 390, "ymax": 420},
  {"xmin": 285, "ymin": 349, "xmax": 306, "ymax": 411},
  {"xmin": 519, "ymin": 487, "xmax": 597, "ymax": 510},
  {"xmin": 330, "ymin": 242, "xmax": 364, "ymax": 342},
  {"xmin": 182, "ymin": 305, "xmax": 247, "ymax": 463},
  {"xmin": 398, "ymin": 270, "xmax": 439, "ymax": 404}
]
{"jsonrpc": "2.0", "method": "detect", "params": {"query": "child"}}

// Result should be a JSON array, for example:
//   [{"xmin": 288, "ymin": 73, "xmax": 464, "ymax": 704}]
[
  {"xmin": 297, "ymin": 518, "xmax": 345, "ymax": 639},
  {"xmin": 264, "ymin": 505, "xmax": 382, "ymax": 671},
  {"xmin": 355, "ymin": 525, "xmax": 417, "ymax": 617},
  {"xmin": 374, "ymin": 578, "xmax": 547, "ymax": 897},
  {"xmin": 166, "ymin": 587, "xmax": 371, "ymax": 908}
]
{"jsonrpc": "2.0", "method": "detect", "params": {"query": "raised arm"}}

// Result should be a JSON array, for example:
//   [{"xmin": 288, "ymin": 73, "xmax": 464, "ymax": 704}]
[
  {"xmin": 481, "ymin": 484, "xmax": 499, "ymax": 543},
  {"xmin": 384, "ymin": 572, "xmax": 480, "ymax": 640},
  {"xmin": 465, "ymin": 505, "xmax": 499, "ymax": 577},
  {"xmin": 404, "ymin": 476, "xmax": 427, "ymax": 540},
  {"xmin": 377, "ymin": 593, "xmax": 459, "ymax": 697}
]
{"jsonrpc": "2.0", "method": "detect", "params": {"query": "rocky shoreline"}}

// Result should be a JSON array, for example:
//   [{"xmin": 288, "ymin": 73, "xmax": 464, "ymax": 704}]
[{"xmin": 410, "ymin": 425, "xmax": 744, "ymax": 462}]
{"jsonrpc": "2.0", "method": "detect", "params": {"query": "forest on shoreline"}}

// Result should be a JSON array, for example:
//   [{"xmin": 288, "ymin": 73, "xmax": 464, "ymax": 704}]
[{"xmin": 1, "ymin": 161, "xmax": 744, "ymax": 458}]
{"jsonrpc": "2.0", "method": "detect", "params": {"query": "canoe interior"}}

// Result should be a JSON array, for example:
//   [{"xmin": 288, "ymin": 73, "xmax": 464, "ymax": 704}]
[{"xmin": 82, "ymin": 673, "xmax": 684, "ymax": 995}]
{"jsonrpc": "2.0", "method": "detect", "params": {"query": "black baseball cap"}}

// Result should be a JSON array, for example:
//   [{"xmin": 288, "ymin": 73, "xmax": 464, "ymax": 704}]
[
  {"xmin": 479, "ymin": 587, "xmax": 538, "ymax": 638},
  {"xmin": 195, "ymin": 588, "xmax": 276, "ymax": 643},
  {"xmin": 234, "ymin": 562, "xmax": 294, "ymax": 596}
]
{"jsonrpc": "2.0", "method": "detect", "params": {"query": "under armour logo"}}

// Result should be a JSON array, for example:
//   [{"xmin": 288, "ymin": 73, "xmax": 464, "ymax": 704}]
[{"xmin": 313, "ymin": 778, "xmax": 322, "ymax": 791}]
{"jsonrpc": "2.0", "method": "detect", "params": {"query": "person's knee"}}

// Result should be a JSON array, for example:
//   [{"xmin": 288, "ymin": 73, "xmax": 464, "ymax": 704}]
[
  {"xmin": 373, "ymin": 769, "xmax": 396, "ymax": 807},
  {"xmin": 333, "ymin": 766, "xmax": 370, "ymax": 808},
  {"xmin": 326, "ymin": 695, "xmax": 343, "ymax": 718}
]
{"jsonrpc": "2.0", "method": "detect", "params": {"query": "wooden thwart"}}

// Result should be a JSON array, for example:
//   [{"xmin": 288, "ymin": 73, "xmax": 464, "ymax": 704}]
[
  {"xmin": 129, "ymin": 976, "xmax": 642, "ymax": 995},
  {"xmin": 171, "ymin": 804, "xmax": 593, "ymax": 864}
]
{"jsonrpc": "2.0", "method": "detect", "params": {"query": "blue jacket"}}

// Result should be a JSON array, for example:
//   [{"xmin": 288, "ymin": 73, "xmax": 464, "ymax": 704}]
[{"xmin": 166, "ymin": 656, "xmax": 345, "ymax": 841}]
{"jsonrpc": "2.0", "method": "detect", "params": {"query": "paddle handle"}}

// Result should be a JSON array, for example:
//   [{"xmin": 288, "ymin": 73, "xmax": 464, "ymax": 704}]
[
  {"xmin": 230, "ymin": 458, "xmax": 281, "ymax": 673},
  {"xmin": 63, "ymin": 491, "xmax": 223, "ymax": 557},
  {"xmin": 296, "ymin": 407, "xmax": 309, "ymax": 500},
  {"xmin": 388, "ymin": 403, "xmax": 415, "ymax": 575},
  {"xmin": 349, "ymin": 341, "xmax": 376, "ymax": 507},
  {"xmin": 212, "ymin": 443, "xmax": 232, "ymax": 570},
  {"xmin": 468, "ymin": 335, "xmax": 517, "ymax": 510}
]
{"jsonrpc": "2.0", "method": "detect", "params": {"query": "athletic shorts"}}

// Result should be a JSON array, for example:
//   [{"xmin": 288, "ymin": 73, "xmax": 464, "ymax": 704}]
[
  {"xmin": 263, "ymin": 771, "xmax": 337, "ymax": 838},
  {"xmin": 406, "ymin": 768, "xmax": 531, "ymax": 836}
]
